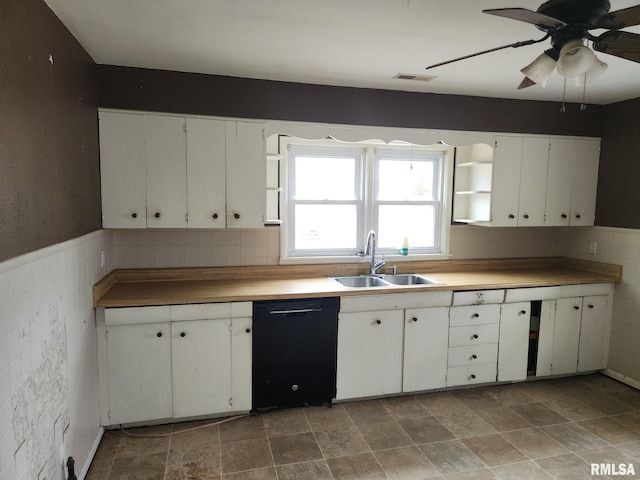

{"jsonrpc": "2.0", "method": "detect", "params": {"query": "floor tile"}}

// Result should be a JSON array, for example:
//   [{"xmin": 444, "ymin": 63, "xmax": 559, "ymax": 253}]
[
  {"xmin": 221, "ymin": 467, "xmax": 277, "ymax": 480},
  {"xmin": 443, "ymin": 468, "xmax": 497, "ymax": 480},
  {"xmin": 113, "ymin": 425, "xmax": 172, "ymax": 459},
  {"xmin": 374, "ymin": 446, "xmax": 440, "ymax": 480},
  {"xmin": 169, "ymin": 422, "xmax": 220, "ymax": 451},
  {"xmin": 500, "ymin": 427, "xmax": 568, "ymax": 459},
  {"xmin": 579, "ymin": 392, "xmax": 635, "ymax": 415},
  {"xmin": 268, "ymin": 432, "xmax": 323, "ymax": 465},
  {"xmin": 518, "ymin": 381, "xmax": 570, "ymax": 402},
  {"xmin": 275, "ymin": 460, "xmax": 333, "ymax": 480},
  {"xmin": 305, "ymin": 405, "xmax": 354, "ymax": 432},
  {"xmin": 534, "ymin": 452, "xmax": 593, "ymax": 480},
  {"xmin": 219, "ymin": 416, "xmax": 266, "ymax": 442},
  {"xmin": 399, "ymin": 416, "xmax": 455, "ymax": 444},
  {"xmin": 509, "ymin": 402, "xmax": 569, "ymax": 426},
  {"xmin": 451, "ymin": 389, "xmax": 502, "ymax": 410},
  {"xmin": 166, "ymin": 446, "xmax": 221, "ymax": 479},
  {"xmin": 484, "ymin": 384, "xmax": 535, "ymax": 406},
  {"xmin": 343, "ymin": 399, "xmax": 393, "ymax": 425},
  {"xmin": 437, "ymin": 411, "xmax": 496, "ymax": 438},
  {"xmin": 579, "ymin": 374, "xmax": 633, "ymax": 394},
  {"xmin": 220, "ymin": 438, "xmax": 273, "ymax": 473},
  {"xmin": 473, "ymin": 406, "xmax": 531, "ymax": 432},
  {"xmin": 462, "ymin": 434, "xmax": 527, "ymax": 466},
  {"xmin": 615, "ymin": 389, "xmax": 640, "ymax": 410},
  {"xmin": 612, "ymin": 411, "xmax": 640, "ymax": 434},
  {"xmin": 358, "ymin": 421, "xmax": 414, "ymax": 450},
  {"xmin": 382, "ymin": 395, "xmax": 431, "ymax": 421},
  {"xmin": 108, "ymin": 452, "xmax": 167, "ymax": 480},
  {"xmin": 490, "ymin": 460, "xmax": 553, "ymax": 479},
  {"xmin": 315, "ymin": 426, "xmax": 369, "ymax": 458},
  {"xmin": 419, "ymin": 439, "xmax": 485, "ymax": 474},
  {"xmin": 618, "ymin": 440, "xmax": 640, "ymax": 460},
  {"xmin": 326, "ymin": 452, "xmax": 388, "ymax": 480},
  {"xmin": 577, "ymin": 416, "xmax": 640, "ymax": 444},
  {"xmin": 261, "ymin": 408, "xmax": 311, "ymax": 437},
  {"xmin": 541, "ymin": 422, "xmax": 608, "ymax": 451},
  {"xmin": 575, "ymin": 445, "xmax": 639, "ymax": 477},
  {"xmin": 416, "ymin": 392, "xmax": 469, "ymax": 416},
  {"xmin": 542, "ymin": 397, "xmax": 605, "ymax": 421}
]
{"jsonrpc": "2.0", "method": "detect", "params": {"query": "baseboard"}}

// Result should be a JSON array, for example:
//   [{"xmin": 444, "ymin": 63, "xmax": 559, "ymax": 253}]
[
  {"xmin": 602, "ymin": 369, "xmax": 640, "ymax": 390},
  {"xmin": 78, "ymin": 427, "xmax": 105, "ymax": 480}
]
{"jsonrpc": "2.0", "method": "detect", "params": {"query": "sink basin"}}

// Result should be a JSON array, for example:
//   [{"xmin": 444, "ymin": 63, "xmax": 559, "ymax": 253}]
[
  {"xmin": 380, "ymin": 274, "xmax": 442, "ymax": 285},
  {"xmin": 330, "ymin": 275, "xmax": 390, "ymax": 288}
]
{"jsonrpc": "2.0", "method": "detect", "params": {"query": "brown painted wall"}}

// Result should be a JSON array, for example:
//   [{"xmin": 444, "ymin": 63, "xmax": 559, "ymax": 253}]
[
  {"xmin": 596, "ymin": 97, "xmax": 640, "ymax": 229},
  {"xmin": 97, "ymin": 65, "xmax": 603, "ymax": 137},
  {"xmin": 0, "ymin": 0, "xmax": 101, "ymax": 263}
]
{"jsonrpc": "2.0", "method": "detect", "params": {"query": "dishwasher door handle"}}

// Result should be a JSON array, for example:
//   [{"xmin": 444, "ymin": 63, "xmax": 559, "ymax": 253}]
[{"xmin": 269, "ymin": 308, "xmax": 323, "ymax": 315}]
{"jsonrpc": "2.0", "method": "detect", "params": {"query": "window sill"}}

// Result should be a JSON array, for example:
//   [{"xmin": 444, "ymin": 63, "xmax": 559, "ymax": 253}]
[{"xmin": 279, "ymin": 253, "xmax": 452, "ymax": 265}]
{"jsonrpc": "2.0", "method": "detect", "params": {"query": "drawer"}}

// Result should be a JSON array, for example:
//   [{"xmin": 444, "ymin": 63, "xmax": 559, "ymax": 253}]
[
  {"xmin": 450, "ymin": 304, "xmax": 500, "ymax": 327},
  {"xmin": 449, "ymin": 324, "xmax": 499, "ymax": 347},
  {"xmin": 104, "ymin": 306, "xmax": 171, "ymax": 326},
  {"xmin": 447, "ymin": 363, "xmax": 497, "ymax": 386},
  {"xmin": 447, "ymin": 343, "xmax": 498, "ymax": 367},
  {"xmin": 453, "ymin": 290, "xmax": 505, "ymax": 306}
]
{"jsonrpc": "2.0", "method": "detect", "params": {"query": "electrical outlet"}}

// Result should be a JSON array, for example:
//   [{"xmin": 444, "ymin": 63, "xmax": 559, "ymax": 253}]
[
  {"xmin": 589, "ymin": 241, "xmax": 598, "ymax": 255},
  {"xmin": 101, "ymin": 250, "xmax": 106, "ymax": 268}
]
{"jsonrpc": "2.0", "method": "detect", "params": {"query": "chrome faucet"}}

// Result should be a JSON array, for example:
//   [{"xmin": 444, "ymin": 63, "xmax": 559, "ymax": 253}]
[{"xmin": 364, "ymin": 230, "xmax": 385, "ymax": 275}]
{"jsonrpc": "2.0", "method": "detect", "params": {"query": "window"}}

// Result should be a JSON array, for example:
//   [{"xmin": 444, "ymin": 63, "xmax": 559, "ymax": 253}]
[{"xmin": 283, "ymin": 138, "xmax": 452, "ymax": 260}]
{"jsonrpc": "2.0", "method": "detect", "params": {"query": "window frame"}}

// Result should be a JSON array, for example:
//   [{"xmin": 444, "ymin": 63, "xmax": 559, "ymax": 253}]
[{"xmin": 280, "ymin": 136, "xmax": 453, "ymax": 263}]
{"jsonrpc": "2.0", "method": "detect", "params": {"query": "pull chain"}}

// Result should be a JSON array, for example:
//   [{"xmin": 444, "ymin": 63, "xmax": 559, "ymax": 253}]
[
  {"xmin": 580, "ymin": 73, "xmax": 588, "ymax": 111},
  {"xmin": 560, "ymin": 77, "xmax": 567, "ymax": 113}
]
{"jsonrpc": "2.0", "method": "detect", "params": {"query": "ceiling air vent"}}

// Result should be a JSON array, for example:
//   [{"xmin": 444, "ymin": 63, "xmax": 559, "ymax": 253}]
[{"xmin": 394, "ymin": 73, "xmax": 437, "ymax": 82}]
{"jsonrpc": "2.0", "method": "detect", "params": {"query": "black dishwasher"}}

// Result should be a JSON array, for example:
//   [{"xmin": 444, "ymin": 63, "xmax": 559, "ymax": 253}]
[{"xmin": 252, "ymin": 297, "xmax": 339, "ymax": 411}]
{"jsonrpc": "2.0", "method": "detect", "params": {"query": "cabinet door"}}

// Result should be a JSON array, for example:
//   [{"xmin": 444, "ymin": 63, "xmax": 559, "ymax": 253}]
[
  {"xmin": 536, "ymin": 300, "xmax": 556, "ymax": 376},
  {"xmin": 144, "ymin": 115, "xmax": 188, "ymax": 228},
  {"xmin": 551, "ymin": 297, "xmax": 582, "ymax": 375},
  {"xmin": 225, "ymin": 121, "xmax": 266, "ymax": 228},
  {"xmin": 336, "ymin": 310, "xmax": 403, "ymax": 400},
  {"xmin": 570, "ymin": 139, "xmax": 600, "ymax": 226},
  {"xmin": 106, "ymin": 322, "xmax": 172, "ymax": 424},
  {"xmin": 498, "ymin": 302, "xmax": 530, "ymax": 381},
  {"xmin": 231, "ymin": 316, "xmax": 253, "ymax": 412},
  {"xmin": 491, "ymin": 136, "xmax": 522, "ymax": 226},
  {"xmin": 99, "ymin": 111, "xmax": 147, "ymax": 228},
  {"xmin": 545, "ymin": 139, "xmax": 574, "ymax": 226},
  {"xmin": 518, "ymin": 138, "xmax": 549, "ymax": 227},
  {"xmin": 171, "ymin": 319, "xmax": 231, "ymax": 418},
  {"xmin": 578, "ymin": 295, "xmax": 609, "ymax": 372},
  {"xmin": 186, "ymin": 118, "xmax": 227, "ymax": 228},
  {"xmin": 403, "ymin": 307, "xmax": 449, "ymax": 392}
]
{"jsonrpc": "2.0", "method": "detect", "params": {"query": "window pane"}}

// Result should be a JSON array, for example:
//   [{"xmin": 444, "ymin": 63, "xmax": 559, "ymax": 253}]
[
  {"xmin": 377, "ymin": 205, "xmax": 436, "ymax": 249},
  {"xmin": 377, "ymin": 159, "xmax": 435, "ymax": 201},
  {"xmin": 295, "ymin": 155, "xmax": 357, "ymax": 200},
  {"xmin": 294, "ymin": 204, "xmax": 358, "ymax": 250}
]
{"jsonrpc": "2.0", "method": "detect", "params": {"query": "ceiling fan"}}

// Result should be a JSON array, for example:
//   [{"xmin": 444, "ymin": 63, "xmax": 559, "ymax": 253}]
[{"xmin": 425, "ymin": 0, "xmax": 640, "ymax": 89}]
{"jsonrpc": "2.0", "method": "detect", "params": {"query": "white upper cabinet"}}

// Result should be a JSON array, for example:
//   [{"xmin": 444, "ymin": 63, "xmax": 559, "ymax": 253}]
[
  {"xmin": 518, "ymin": 138, "xmax": 550, "ymax": 227},
  {"xmin": 570, "ymin": 139, "xmax": 600, "ymax": 226},
  {"xmin": 99, "ymin": 110, "xmax": 266, "ymax": 229}
]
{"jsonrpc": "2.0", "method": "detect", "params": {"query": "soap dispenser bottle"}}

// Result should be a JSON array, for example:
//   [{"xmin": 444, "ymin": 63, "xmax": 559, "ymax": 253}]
[{"xmin": 400, "ymin": 237, "xmax": 409, "ymax": 256}]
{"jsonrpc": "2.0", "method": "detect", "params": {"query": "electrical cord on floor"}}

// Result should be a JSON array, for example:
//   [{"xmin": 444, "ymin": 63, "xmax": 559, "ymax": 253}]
[{"xmin": 116, "ymin": 414, "xmax": 250, "ymax": 438}]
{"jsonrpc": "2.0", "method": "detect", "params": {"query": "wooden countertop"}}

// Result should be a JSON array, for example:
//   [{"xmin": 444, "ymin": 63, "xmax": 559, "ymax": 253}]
[{"xmin": 93, "ymin": 257, "xmax": 622, "ymax": 308}]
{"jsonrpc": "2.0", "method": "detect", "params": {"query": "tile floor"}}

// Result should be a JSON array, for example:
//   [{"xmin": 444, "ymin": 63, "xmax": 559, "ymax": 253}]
[{"xmin": 86, "ymin": 373, "xmax": 640, "ymax": 480}]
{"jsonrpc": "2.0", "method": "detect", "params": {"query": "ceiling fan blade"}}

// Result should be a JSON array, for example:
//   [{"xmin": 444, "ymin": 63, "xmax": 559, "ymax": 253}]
[
  {"xmin": 425, "ymin": 36, "xmax": 550, "ymax": 70},
  {"xmin": 595, "ymin": 4, "xmax": 640, "ymax": 29},
  {"xmin": 483, "ymin": 8, "xmax": 565, "ymax": 29},
  {"xmin": 593, "ymin": 30, "xmax": 640, "ymax": 63},
  {"xmin": 518, "ymin": 77, "xmax": 537, "ymax": 89}
]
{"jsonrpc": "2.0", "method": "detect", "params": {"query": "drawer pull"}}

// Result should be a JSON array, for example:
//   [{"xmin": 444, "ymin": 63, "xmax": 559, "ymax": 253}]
[
  {"xmin": 519, "ymin": 310, "xmax": 527, "ymax": 315},
  {"xmin": 245, "ymin": 328, "xmax": 251, "ymax": 333},
  {"xmin": 472, "ymin": 313, "xmax": 480, "ymax": 318},
  {"xmin": 472, "ymin": 334, "xmax": 479, "ymax": 339},
  {"xmin": 156, "ymin": 332, "xmax": 163, "ymax": 338},
  {"xmin": 588, "ymin": 304, "xmax": 594, "ymax": 309},
  {"xmin": 180, "ymin": 332, "xmax": 186, "ymax": 338},
  {"xmin": 573, "ymin": 306, "xmax": 580, "ymax": 310},
  {"xmin": 412, "ymin": 317, "xmax": 418, "ymax": 322},
  {"xmin": 471, "ymin": 354, "xmax": 477, "ymax": 360},
  {"xmin": 470, "ymin": 374, "xmax": 476, "ymax": 380},
  {"xmin": 375, "ymin": 319, "xmax": 382, "ymax": 325}
]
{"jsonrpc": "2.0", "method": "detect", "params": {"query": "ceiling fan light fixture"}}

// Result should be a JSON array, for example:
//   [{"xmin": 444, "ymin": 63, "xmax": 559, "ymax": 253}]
[
  {"xmin": 520, "ymin": 51, "xmax": 557, "ymax": 87},
  {"xmin": 556, "ymin": 39, "xmax": 596, "ymax": 77},
  {"xmin": 574, "ymin": 55, "xmax": 608, "ymax": 86}
]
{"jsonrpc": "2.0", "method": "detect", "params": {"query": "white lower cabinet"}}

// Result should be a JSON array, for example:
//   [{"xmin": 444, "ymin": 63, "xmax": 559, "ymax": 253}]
[
  {"xmin": 101, "ymin": 302, "xmax": 252, "ymax": 426},
  {"xmin": 497, "ymin": 302, "xmax": 530, "ymax": 382},
  {"xmin": 336, "ymin": 310, "xmax": 404, "ymax": 400},
  {"xmin": 537, "ymin": 298, "xmax": 582, "ymax": 376},
  {"xmin": 578, "ymin": 295, "xmax": 610, "ymax": 372},
  {"xmin": 403, "ymin": 307, "xmax": 449, "ymax": 392}
]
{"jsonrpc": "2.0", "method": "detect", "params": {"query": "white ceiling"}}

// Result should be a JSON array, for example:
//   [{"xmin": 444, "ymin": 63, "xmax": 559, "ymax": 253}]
[{"xmin": 44, "ymin": 0, "xmax": 640, "ymax": 105}]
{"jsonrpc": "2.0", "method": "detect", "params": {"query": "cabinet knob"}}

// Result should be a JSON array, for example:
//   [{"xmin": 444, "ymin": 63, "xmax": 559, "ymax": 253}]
[
  {"xmin": 574, "ymin": 305, "xmax": 580, "ymax": 310},
  {"xmin": 471, "ymin": 354, "xmax": 477, "ymax": 360},
  {"xmin": 575, "ymin": 214, "xmax": 582, "ymax": 219},
  {"xmin": 472, "ymin": 334, "xmax": 479, "ymax": 339},
  {"xmin": 470, "ymin": 374, "xmax": 476, "ymax": 379},
  {"xmin": 523, "ymin": 214, "xmax": 529, "ymax": 219},
  {"xmin": 131, "ymin": 212, "xmax": 137, "ymax": 218},
  {"xmin": 375, "ymin": 319, "xmax": 382, "ymax": 325},
  {"xmin": 157, "ymin": 332, "xmax": 163, "ymax": 338},
  {"xmin": 519, "ymin": 310, "xmax": 527, "ymax": 315},
  {"xmin": 291, "ymin": 384, "xmax": 299, "ymax": 392},
  {"xmin": 212, "ymin": 213, "xmax": 218, "ymax": 219},
  {"xmin": 561, "ymin": 214, "xmax": 568, "ymax": 219},
  {"xmin": 245, "ymin": 328, "xmax": 251, "ymax": 333},
  {"xmin": 588, "ymin": 304, "xmax": 594, "ymax": 309},
  {"xmin": 508, "ymin": 214, "xmax": 515, "ymax": 219},
  {"xmin": 472, "ymin": 313, "xmax": 480, "ymax": 318},
  {"xmin": 180, "ymin": 332, "xmax": 186, "ymax": 338},
  {"xmin": 234, "ymin": 213, "xmax": 240, "ymax": 219},
  {"xmin": 412, "ymin": 317, "xmax": 418, "ymax": 322},
  {"xmin": 154, "ymin": 212, "xmax": 161, "ymax": 218}
]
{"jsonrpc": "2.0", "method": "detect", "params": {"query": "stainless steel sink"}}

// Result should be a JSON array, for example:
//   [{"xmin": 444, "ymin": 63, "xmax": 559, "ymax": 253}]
[
  {"xmin": 380, "ymin": 274, "xmax": 442, "ymax": 285},
  {"xmin": 330, "ymin": 275, "xmax": 390, "ymax": 288}
]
